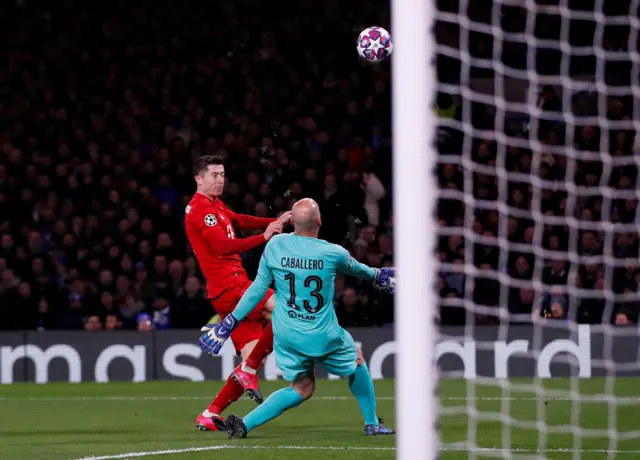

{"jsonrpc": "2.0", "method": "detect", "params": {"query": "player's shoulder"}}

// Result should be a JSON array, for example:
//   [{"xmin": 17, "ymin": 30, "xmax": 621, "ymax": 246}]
[
  {"xmin": 186, "ymin": 194, "xmax": 204, "ymax": 212},
  {"xmin": 306, "ymin": 238, "xmax": 349, "ymax": 271},
  {"xmin": 320, "ymin": 241, "xmax": 351, "ymax": 269},
  {"xmin": 185, "ymin": 194, "xmax": 217, "ymax": 224},
  {"xmin": 267, "ymin": 233, "xmax": 316, "ymax": 253},
  {"xmin": 316, "ymin": 238, "xmax": 348, "ymax": 256},
  {"xmin": 300, "ymin": 235, "xmax": 347, "ymax": 259},
  {"xmin": 265, "ymin": 233, "xmax": 289, "ymax": 250}
]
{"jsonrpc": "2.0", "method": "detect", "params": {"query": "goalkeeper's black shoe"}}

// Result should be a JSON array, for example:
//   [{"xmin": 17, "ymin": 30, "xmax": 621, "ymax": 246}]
[
  {"xmin": 365, "ymin": 417, "xmax": 395, "ymax": 435},
  {"xmin": 224, "ymin": 414, "xmax": 248, "ymax": 439}
]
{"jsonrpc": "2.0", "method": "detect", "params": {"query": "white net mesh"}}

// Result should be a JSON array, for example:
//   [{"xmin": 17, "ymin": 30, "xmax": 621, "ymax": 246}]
[{"xmin": 434, "ymin": 0, "xmax": 640, "ymax": 457}]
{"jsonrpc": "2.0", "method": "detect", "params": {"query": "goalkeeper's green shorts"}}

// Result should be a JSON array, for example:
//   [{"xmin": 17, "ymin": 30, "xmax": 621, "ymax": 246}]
[{"xmin": 274, "ymin": 328, "xmax": 358, "ymax": 382}]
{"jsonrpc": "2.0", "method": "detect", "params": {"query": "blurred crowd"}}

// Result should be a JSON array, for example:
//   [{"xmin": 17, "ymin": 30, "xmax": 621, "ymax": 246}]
[
  {"xmin": 435, "ymin": 0, "xmax": 640, "ymax": 326},
  {"xmin": 1, "ymin": 0, "xmax": 638, "ymax": 332},
  {"xmin": 0, "ymin": 0, "xmax": 394, "ymax": 332}
]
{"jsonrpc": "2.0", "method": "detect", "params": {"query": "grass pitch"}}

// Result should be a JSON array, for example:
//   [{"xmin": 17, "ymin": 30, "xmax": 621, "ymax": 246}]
[{"xmin": 1, "ymin": 379, "xmax": 640, "ymax": 459}]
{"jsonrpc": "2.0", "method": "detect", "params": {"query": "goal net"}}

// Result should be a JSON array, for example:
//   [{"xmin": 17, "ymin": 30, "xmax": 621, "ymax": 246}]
[{"xmin": 394, "ymin": 0, "xmax": 640, "ymax": 458}]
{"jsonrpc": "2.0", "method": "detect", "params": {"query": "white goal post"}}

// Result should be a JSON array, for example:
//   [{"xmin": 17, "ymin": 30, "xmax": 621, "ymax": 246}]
[
  {"xmin": 391, "ymin": 0, "xmax": 438, "ymax": 458},
  {"xmin": 393, "ymin": 0, "xmax": 640, "ymax": 458}
]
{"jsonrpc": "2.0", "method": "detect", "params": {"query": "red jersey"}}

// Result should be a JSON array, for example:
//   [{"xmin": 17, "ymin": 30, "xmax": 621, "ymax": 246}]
[{"xmin": 185, "ymin": 193, "xmax": 276, "ymax": 299}]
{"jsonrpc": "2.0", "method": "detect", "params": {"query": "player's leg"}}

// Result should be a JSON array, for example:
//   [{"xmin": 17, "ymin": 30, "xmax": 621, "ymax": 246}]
[
  {"xmin": 322, "ymin": 332, "xmax": 395, "ymax": 435},
  {"xmin": 348, "ymin": 348, "xmax": 394, "ymax": 435},
  {"xmin": 231, "ymin": 291, "xmax": 275, "ymax": 402},
  {"xmin": 227, "ymin": 375, "xmax": 313, "ymax": 438},
  {"xmin": 232, "ymin": 334, "xmax": 266, "ymax": 403},
  {"xmin": 199, "ymin": 280, "xmax": 273, "ymax": 429},
  {"xmin": 224, "ymin": 344, "xmax": 315, "ymax": 439},
  {"xmin": 196, "ymin": 367, "xmax": 244, "ymax": 431},
  {"xmin": 196, "ymin": 320, "xmax": 261, "ymax": 431}
]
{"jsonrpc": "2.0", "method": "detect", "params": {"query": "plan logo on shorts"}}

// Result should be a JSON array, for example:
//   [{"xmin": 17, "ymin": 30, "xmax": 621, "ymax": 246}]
[{"xmin": 204, "ymin": 214, "xmax": 217, "ymax": 227}]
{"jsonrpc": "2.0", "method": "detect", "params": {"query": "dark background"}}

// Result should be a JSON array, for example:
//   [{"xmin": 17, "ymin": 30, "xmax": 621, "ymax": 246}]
[{"xmin": 0, "ymin": 0, "xmax": 638, "ymax": 333}]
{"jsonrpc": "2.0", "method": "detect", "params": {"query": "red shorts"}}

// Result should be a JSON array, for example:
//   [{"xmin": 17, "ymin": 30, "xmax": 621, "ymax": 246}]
[{"xmin": 210, "ymin": 274, "xmax": 274, "ymax": 355}]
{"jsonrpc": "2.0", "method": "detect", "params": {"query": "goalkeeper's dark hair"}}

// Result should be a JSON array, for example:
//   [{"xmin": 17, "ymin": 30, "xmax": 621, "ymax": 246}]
[{"xmin": 193, "ymin": 155, "xmax": 225, "ymax": 176}]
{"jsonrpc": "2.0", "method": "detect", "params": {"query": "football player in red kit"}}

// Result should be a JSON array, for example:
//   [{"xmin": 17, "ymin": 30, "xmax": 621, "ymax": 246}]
[{"xmin": 185, "ymin": 154, "xmax": 291, "ymax": 431}]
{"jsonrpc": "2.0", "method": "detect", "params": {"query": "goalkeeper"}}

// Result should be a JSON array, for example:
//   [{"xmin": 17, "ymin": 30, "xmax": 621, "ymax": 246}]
[{"xmin": 198, "ymin": 198, "xmax": 396, "ymax": 438}]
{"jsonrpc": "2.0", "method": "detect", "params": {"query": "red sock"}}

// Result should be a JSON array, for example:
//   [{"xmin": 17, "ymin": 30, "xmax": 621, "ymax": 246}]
[
  {"xmin": 244, "ymin": 322, "xmax": 274, "ymax": 371},
  {"xmin": 207, "ymin": 372, "xmax": 244, "ymax": 415}
]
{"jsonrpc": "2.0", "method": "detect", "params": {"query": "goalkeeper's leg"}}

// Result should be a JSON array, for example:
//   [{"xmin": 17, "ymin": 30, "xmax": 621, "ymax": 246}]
[
  {"xmin": 348, "ymin": 356, "xmax": 395, "ymax": 435},
  {"xmin": 324, "ymin": 336, "xmax": 395, "ymax": 435},
  {"xmin": 223, "ymin": 343, "xmax": 314, "ymax": 438},
  {"xmin": 225, "ymin": 375, "xmax": 313, "ymax": 439}
]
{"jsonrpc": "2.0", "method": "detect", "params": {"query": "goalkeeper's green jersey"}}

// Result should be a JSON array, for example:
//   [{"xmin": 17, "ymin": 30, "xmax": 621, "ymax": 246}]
[{"xmin": 231, "ymin": 233, "xmax": 376, "ymax": 357}]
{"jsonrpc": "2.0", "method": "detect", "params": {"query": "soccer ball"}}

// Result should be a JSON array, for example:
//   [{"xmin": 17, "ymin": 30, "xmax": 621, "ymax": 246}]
[{"xmin": 356, "ymin": 26, "xmax": 393, "ymax": 62}]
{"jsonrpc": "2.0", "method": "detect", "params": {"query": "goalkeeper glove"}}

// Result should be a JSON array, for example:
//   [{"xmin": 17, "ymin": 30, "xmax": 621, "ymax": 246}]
[
  {"xmin": 373, "ymin": 267, "xmax": 396, "ymax": 294},
  {"xmin": 198, "ymin": 314, "xmax": 239, "ymax": 355}
]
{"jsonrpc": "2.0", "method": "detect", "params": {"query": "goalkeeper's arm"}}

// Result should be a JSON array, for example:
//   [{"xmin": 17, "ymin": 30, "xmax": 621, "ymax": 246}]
[
  {"xmin": 337, "ymin": 248, "xmax": 377, "ymax": 281},
  {"xmin": 337, "ymin": 247, "xmax": 395, "ymax": 293},
  {"xmin": 198, "ymin": 249, "xmax": 274, "ymax": 355},
  {"xmin": 230, "ymin": 248, "xmax": 274, "ymax": 322}
]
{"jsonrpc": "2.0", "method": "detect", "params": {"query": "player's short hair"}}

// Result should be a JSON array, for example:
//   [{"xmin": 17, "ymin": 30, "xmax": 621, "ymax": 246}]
[{"xmin": 193, "ymin": 155, "xmax": 224, "ymax": 176}]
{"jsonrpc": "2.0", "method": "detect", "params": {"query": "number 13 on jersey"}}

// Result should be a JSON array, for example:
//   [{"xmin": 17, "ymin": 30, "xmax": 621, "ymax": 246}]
[{"xmin": 284, "ymin": 272, "xmax": 324, "ymax": 314}]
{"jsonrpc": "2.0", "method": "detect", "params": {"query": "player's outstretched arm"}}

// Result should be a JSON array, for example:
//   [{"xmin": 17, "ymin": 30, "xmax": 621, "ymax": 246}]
[
  {"xmin": 227, "ymin": 210, "xmax": 276, "ymax": 231},
  {"xmin": 337, "ymin": 247, "xmax": 378, "ymax": 280},
  {"xmin": 337, "ymin": 248, "xmax": 395, "ymax": 294},
  {"xmin": 227, "ymin": 209, "xmax": 292, "ymax": 231},
  {"xmin": 231, "ymin": 248, "xmax": 275, "ymax": 322},
  {"xmin": 193, "ymin": 209, "xmax": 283, "ymax": 256},
  {"xmin": 198, "ymin": 247, "xmax": 275, "ymax": 355},
  {"xmin": 211, "ymin": 234, "xmax": 268, "ymax": 256},
  {"xmin": 190, "ymin": 206, "xmax": 269, "ymax": 256}
]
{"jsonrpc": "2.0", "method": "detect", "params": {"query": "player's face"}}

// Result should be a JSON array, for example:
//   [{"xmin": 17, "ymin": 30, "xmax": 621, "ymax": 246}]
[{"xmin": 197, "ymin": 165, "xmax": 225, "ymax": 196}]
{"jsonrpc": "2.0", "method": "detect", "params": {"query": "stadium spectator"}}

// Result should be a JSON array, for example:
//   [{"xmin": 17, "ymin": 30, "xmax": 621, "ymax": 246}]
[
  {"xmin": 615, "ymin": 310, "xmax": 634, "ymax": 326},
  {"xmin": 435, "ymin": 1, "xmax": 639, "ymax": 326},
  {"xmin": 170, "ymin": 276, "xmax": 213, "ymax": 329},
  {"xmin": 0, "ymin": 0, "xmax": 636, "ymax": 330},
  {"xmin": 0, "ymin": 0, "xmax": 393, "ymax": 331}
]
